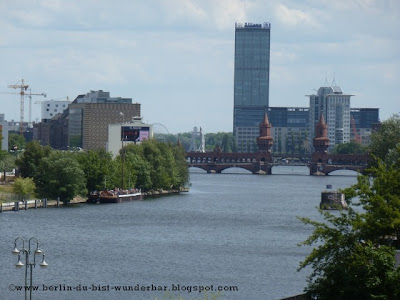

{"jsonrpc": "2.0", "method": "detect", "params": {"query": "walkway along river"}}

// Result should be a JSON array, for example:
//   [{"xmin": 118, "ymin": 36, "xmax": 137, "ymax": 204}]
[{"xmin": 0, "ymin": 166, "xmax": 358, "ymax": 300}]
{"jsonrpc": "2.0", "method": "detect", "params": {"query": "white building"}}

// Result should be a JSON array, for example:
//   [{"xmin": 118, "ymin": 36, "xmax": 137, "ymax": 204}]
[
  {"xmin": 107, "ymin": 117, "xmax": 153, "ymax": 157},
  {"xmin": 308, "ymin": 86, "xmax": 353, "ymax": 152},
  {"xmin": 41, "ymin": 100, "xmax": 70, "ymax": 121}
]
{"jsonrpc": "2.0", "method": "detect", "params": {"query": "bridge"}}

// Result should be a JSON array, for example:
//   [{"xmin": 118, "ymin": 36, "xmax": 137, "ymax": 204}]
[
  {"xmin": 185, "ymin": 112, "xmax": 371, "ymax": 175},
  {"xmin": 186, "ymin": 150, "xmax": 371, "ymax": 175}
]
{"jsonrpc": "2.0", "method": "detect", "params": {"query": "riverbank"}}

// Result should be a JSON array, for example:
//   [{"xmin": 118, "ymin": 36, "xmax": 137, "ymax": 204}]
[{"xmin": 0, "ymin": 188, "xmax": 189, "ymax": 212}]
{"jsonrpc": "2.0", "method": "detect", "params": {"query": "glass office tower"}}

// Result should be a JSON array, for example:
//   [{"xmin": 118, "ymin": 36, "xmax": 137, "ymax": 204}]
[{"xmin": 233, "ymin": 22, "xmax": 271, "ymax": 152}]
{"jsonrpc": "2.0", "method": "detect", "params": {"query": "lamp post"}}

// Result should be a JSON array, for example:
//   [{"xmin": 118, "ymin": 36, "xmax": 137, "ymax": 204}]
[
  {"xmin": 12, "ymin": 237, "xmax": 48, "ymax": 300},
  {"xmin": 120, "ymin": 112, "xmax": 125, "ymax": 190}
]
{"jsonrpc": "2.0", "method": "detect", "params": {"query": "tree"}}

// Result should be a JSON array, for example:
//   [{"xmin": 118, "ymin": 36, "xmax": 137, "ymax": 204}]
[
  {"xmin": 16, "ymin": 141, "xmax": 52, "ymax": 179},
  {"xmin": 298, "ymin": 152, "xmax": 400, "ymax": 299},
  {"xmin": 13, "ymin": 177, "xmax": 36, "ymax": 200},
  {"xmin": 35, "ymin": 151, "xmax": 86, "ymax": 203},
  {"xmin": 369, "ymin": 114, "xmax": 400, "ymax": 161},
  {"xmin": 333, "ymin": 141, "xmax": 367, "ymax": 154},
  {"xmin": 77, "ymin": 149, "xmax": 116, "ymax": 193},
  {"xmin": 123, "ymin": 139, "xmax": 189, "ymax": 191},
  {"xmin": 8, "ymin": 133, "xmax": 26, "ymax": 151},
  {"xmin": 0, "ymin": 151, "xmax": 15, "ymax": 182}
]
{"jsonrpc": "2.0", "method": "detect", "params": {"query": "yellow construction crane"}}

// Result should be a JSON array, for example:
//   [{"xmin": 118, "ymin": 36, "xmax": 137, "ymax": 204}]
[
  {"xmin": 26, "ymin": 88, "xmax": 46, "ymax": 124},
  {"xmin": 6, "ymin": 79, "xmax": 46, "ymax": 135}
]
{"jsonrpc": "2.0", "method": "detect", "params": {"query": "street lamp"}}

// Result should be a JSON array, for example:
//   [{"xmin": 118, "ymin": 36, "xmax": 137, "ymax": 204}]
[{"xmin": 12, "ymin": 237, "xmax": 48, "ymax": 300}]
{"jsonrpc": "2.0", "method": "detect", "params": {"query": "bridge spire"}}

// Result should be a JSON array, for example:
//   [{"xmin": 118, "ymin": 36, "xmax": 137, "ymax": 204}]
[
  {"xmin": 257, "ymin": 113, "xmax": 273, "ymax": 152},
  {"xmin": 313, "ymin": 113, "xmax": 329, "ymax": 153}
]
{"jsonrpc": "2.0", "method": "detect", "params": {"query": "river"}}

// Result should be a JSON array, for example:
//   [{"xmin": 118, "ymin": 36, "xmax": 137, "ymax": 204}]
[{"xmin": 0, "ymin": 166, "xmax": 358, "ymax": 300}]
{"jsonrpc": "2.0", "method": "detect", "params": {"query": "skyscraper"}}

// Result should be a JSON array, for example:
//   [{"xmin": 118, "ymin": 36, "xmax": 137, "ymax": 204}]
[
  {"xmin": 308, "ymin": 86, "xmax": 353, "ymax": 152},
  {"xmin": 233, "ymin": 22, "xmax": 271, "ymax": 152}
]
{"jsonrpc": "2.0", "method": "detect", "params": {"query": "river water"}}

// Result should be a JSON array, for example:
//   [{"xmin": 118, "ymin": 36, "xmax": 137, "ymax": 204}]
[{"xmin": 0, "ymin": 167, "xmax": 358, "ymax": 300}]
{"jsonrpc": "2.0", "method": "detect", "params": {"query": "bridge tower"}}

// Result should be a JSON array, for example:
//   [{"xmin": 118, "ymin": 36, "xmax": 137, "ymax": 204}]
[
  {"xmin": 257, "ymin": 113, "xmax": 273, "ymax": 152},
  {"xmin": 313, "ymin": 113, "xmax": 329, "ymax": 153}
]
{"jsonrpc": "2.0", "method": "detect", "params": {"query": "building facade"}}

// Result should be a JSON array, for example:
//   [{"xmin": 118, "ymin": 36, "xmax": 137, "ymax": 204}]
[
  {"xmin": 233, "ymin": 22, "xmax": 271, "ymax": 152},
  {"xmin": 350, "ymin": 108, "xmax": 380, "ymax": 145},
  {"xmin": 0, "ymin": 114, "xmax": 8, "ymax": 151},
  {"xmin": 108, "ymin": 117, "xmax": 153, "ymax": 157},
  {"xmin": 308, "ymin": 86, "xmax": 353, "ymax": 152},
  {"xmin": 268, "ymin": 107, "xmax": 310, "ymax": 153},
  {"xmin": 68, "ymin": 90, "xmax": 141, "ymax": 150},
  {"xmin": 41, "ymin": 100, "xmax": 70, "ymax": 121}
]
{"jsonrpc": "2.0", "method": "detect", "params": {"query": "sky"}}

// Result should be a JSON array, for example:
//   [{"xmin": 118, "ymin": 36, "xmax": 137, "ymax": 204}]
[{"xmin": 0, "ymin": 0, "xmax": 399, "ymax": 134}]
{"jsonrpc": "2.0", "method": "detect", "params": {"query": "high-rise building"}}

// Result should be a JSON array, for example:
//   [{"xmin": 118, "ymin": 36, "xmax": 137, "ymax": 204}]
[
  {"xmin": 233, "ymin": 22, "xmax": 271, "ymax": 152},
  {"xmin": 308, "ymin": 86, "xmax": 353, "ymax": 152}
]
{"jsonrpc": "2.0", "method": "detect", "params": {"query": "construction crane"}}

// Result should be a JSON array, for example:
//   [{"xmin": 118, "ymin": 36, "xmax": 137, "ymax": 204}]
[
  {"xmin": 7, "ymin": 79, "xmax": 46, "ymax": 135},
  {"xmin": 26, "ymin": 88, "xmax": 46, "ymax": 124},
  {"xmin": 351, "ymin": 116, "xmax": 362, "ymax": 144}
]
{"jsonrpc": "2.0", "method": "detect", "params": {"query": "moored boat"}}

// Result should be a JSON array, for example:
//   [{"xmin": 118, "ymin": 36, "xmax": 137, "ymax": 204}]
[{"xmin": 88, "ymin": 188, "xmax": 143, "ymax": 204}]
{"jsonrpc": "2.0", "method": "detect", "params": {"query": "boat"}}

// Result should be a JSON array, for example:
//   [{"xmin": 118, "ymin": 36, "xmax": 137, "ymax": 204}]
[{"xmin": 87, "ymin": 188, "xmax": 143, "ymax": 204}]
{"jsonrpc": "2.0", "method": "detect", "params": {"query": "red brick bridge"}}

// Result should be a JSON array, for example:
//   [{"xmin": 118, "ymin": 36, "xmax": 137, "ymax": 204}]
[{"xmin": 185, "ymin": 113, "xmax": 371, "ymax": 175}]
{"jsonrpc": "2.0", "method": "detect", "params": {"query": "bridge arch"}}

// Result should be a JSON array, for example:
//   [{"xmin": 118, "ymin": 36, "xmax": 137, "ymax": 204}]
[{"xmin": 325, "ymin": 168, "xmax": 360, "ymax": 176}]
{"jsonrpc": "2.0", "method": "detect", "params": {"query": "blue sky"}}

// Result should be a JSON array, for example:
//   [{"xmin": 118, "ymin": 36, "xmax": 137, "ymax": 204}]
[{"xmin": 0, "ymin": 0, "xmax": 399, "ymax": 133}]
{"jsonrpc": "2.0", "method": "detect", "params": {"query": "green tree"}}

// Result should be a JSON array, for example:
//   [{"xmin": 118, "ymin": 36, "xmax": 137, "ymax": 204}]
[
  {"xmin": 16, "ymin": 141, "xmax": 52, "ymax": 179},
  {"xmin": 333, "ymin": 141, "xmax": 367, "ymax": 154},
  {"xmin": 35, "ymin": 151, "xmax": 86, "ymax": 203},
  {"xmin": 123, "ymin": 140, "xmax": 189, "ymax": 191},
  {"xmin": 369, "ymin": 114, "xmax": 400, "ymax": 161},
  {"xmin": 298, "ymin": 152, "xmax": 400, "ymax": 299},
  {"xmin": 77, "ymin": 149, "xmax": 116, "ymax": 193},
  {"xmin": 13, "ymin": 177, "xmax": 36, "ymax": 200},
  {"xmin": 0, "ymin": 151, "xmax": 15, "ymax": 182},
  {"xmin": 172, "ymin": 143, "xmax": 190, "ymax": 189},
  {"xmin": 8, "ymin": 133, "xmax": 26, "ymax": 152}
]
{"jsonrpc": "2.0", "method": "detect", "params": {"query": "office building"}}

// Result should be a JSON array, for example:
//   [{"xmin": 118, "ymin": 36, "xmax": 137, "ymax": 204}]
[
  {"xmin": 233, "ymin": 22, "xmax": 271, "ymax": 152},
  {"xmin": 350, "ymin": 108, "xmax": 380, "ymax": 145},
  {"xmin": 308, "ymin": 86, "xmax": 353, "ymax": 152},
  {"xmin": 68, "ymin": 90, "xmax": 141, "ymax": 150},
  {"xmin": 268, "ymin": 107, "xmax": 310, "ymax": 153}
]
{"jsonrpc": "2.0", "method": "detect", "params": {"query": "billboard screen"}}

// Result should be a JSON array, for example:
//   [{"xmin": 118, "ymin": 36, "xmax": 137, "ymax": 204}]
[{"xmin": 121, "ymin": 126, "xmax": 150, "ymax": 142}]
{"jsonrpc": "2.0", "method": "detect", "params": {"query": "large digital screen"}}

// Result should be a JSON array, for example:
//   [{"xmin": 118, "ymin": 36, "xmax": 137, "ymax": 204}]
[{"xmin": 121, "ymin": 126, "xmax": 150, "ymax": 142}]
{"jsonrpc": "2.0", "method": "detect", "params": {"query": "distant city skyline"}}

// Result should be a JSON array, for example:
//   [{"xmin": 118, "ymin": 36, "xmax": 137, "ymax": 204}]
[{"xmin": 0, "ymin": 1, "xmax": 398, "ymax": 133}]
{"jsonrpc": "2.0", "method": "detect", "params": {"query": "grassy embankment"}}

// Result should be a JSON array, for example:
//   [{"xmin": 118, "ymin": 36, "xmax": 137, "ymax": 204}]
[{"xmin": 0, "ymin": 184, "xmax": 14, "ymax": 204}]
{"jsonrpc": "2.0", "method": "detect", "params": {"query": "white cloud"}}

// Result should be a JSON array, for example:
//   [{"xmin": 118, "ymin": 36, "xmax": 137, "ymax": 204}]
[{"xmin": 274, "ymin": 3, "xmax": 320, "ymax": 28}]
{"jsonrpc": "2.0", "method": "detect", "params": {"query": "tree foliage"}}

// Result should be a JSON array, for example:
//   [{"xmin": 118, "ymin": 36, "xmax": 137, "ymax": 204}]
[
  {"xmin": 13, "ymin": 177, "xmax": 36, "ymax": 200},
  {"xmin": 123, "ymin": 139, "xmax": 189, "ymax": 191},
  {"xmin": 333, "ymin": 141, "xmax": 367, "ymax": 155},
  {"xmin": 8, "ymin": 133, "xmax": 26, "ymax": 151},
  {"xmin": 369, "ymin": 114, "xmax": 400, "ymax": 161},
  {"xmin": 35, "ymin": 151, "xmax": 86, "ymax": 202},
  {"xmin": 16, "ymin": 141, "xmax": 52, "ymax": 178},
  {"xmin": 0, "ymin": 151, "xmax": 15, "ymax": 182},
  {"xmin": 77, "ymin": 149, "xmax": 116, "ymax": 193},
  {"xmin": 154, "ymin": 132, "xmax": 237, "ymax": 152},
  {"xmin": 299, "ymin": 136, "xmax": 400, "ymax": 299}
]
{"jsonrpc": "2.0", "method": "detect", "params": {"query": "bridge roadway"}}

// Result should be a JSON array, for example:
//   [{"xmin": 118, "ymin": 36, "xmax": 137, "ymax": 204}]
[{"xmin": 186, "ymin": 151, "xmax": 371, "ymax": 176}]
